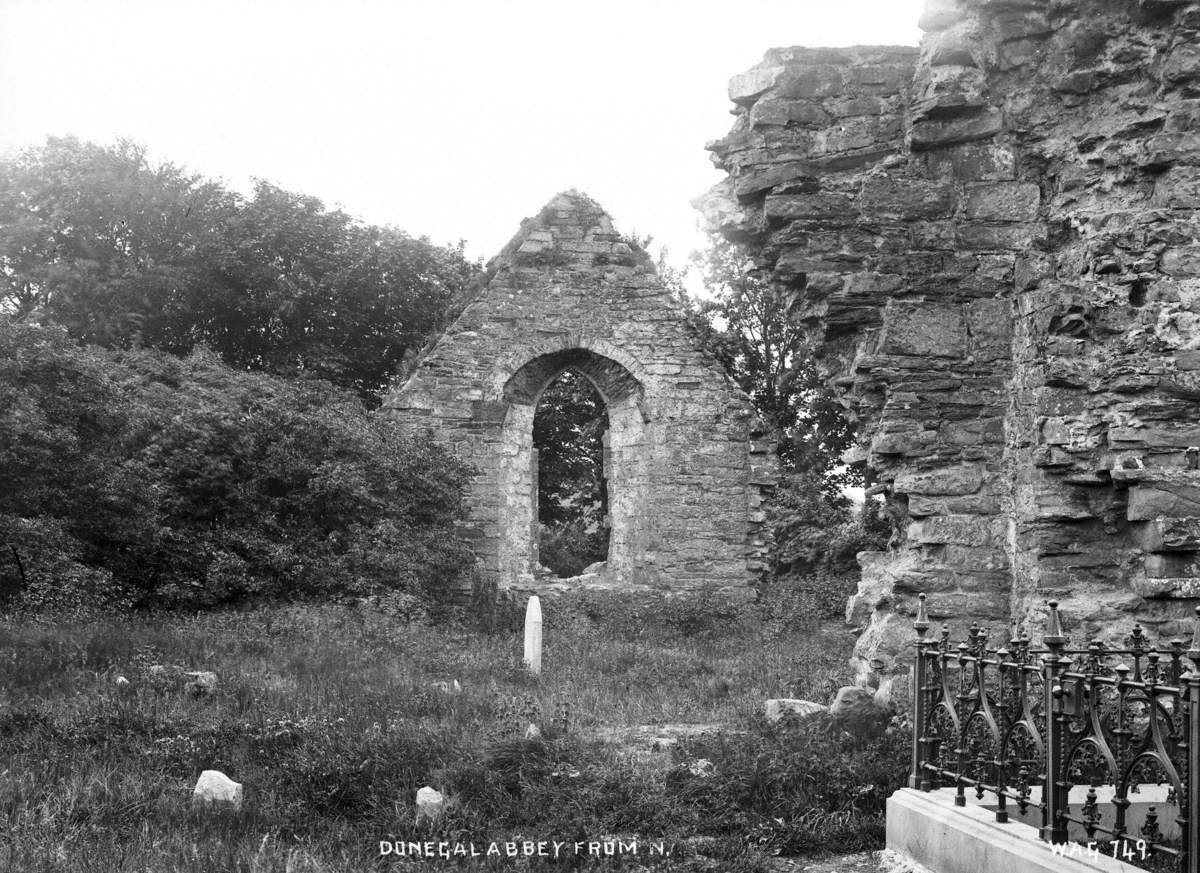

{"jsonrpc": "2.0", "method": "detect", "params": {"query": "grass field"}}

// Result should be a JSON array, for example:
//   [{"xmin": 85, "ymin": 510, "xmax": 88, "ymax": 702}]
[{"xmin": 0, "ymin": 596, "xmax": 909, "ymax": 872}]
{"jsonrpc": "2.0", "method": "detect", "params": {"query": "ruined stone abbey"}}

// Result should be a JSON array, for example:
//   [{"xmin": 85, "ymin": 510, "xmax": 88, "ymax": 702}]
[
  {"xmin": 384, "ymin": 192, "xmax": 776, "ymax": 598},
  {"xmin": 389, "ymin": 0, "xmax": 1200, "ymax": 681},
  {"xmin": 700, "ymin": 0, "xmax": 1200, "ymax": 676}
]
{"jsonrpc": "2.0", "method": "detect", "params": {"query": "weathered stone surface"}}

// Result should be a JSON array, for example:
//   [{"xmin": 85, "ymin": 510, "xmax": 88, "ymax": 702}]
[
  {"xmin": 1139, "ymin": 517, "xmax": 1200, "ymax": 551},
  {"xmin": 1128, "ymin": 482, "xmax": 1200, "ymax": 521},
  {"xmin": 860, "ymin": 176, "xmax": 956, "ymax": 220},
  {"xmin": 702, "ymin": 0, "xmax": 1200, "ymax": 677},
  {"xmin": 830, "ymin": 685, "xmax": 892, "ymax": 736},
  {"xmin": 764, "ymin": 698, "xmax": 828, "ymax": 724},
  {"xmin": 894, "ymin": 464, "xmax": 985, "ymax": 497},
  {"xmin": 1110, "ymin": 426, "xmax": 1200, "ymax": 448},
  {"xmin": 1145, "ymin": 553, "xmax": 1200, "ymax": 578},
  {"xmin": 919, "ymin": 0, "xmax": 966, "ymax": 32},
  {"xmin": 963, "ymin": 182, "xmax": 1041, "ymax": 222},
  {"xmin": 910, "ymin": 109, "xmax": 1005, "ymax": 150},
  {"xmin": 192, "ymin": 770, "xmax": 243, "ymax": 810},
  {"xmin": 878, "ymin": 302, "xmax": 968, "ymax": 358},
  {"xmin": 908, "ymin": 515, "xmax": 1002, "ymax": 546},
  {"xmin": 1131, "ymin": 576, "xmax": 1200, "ymax": 598},
  {"xmin": 415, "ymin": 786, "xmax": 445, "ymax": 825},
  {"xmin": 386, "ymin": 192, "xmax": 776, "ymax": 596},
  {"xmin": 729, "ymin": 65, "xmax": 784, "ymax": 104}
]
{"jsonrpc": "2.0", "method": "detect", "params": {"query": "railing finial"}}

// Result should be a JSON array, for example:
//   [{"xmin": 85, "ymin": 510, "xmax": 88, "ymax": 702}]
[
  {"xmin": 1188, "ymin": 605, "xmax": 1200, "ymax": 668},
  {"xmin": 1044, "ymin": 600, "xmax": 1066, "ymax": 647},
  {"xmin": 914, "ymin": 592, "xmax": 930, "ymax": 636}
]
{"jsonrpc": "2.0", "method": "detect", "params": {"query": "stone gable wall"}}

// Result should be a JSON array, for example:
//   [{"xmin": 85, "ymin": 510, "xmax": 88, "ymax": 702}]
[
  {"xmin": 701, "ymin": 0, "xmax": 1200, "ymax": 680},
  {"xmin": 384, "ymin": 192, "xmax": 776, "ymax": 598}
]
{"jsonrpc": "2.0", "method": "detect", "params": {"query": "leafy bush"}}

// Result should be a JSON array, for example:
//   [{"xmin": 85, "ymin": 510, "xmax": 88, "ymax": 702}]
[
  {"xmin": 0, "ymin": 320, "xmax": 474, "ymax": 612},
  {"xmin": 537, "ymin": 519, "xmax": 609, "ymax": 578},
  {"xmin": 762, "ymin": 471, "xmax": 891, "ymax": 623}
]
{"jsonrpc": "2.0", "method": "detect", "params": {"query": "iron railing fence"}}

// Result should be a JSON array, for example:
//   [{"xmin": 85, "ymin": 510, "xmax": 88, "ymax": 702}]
[{"xmin": 910, "ymin": 594, "xmax": 1200, "ymax": 872}]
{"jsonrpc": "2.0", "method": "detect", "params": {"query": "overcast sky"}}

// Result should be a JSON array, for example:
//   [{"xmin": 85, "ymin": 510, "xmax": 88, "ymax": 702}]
[{"xmin": 1, "ymin": 0, "xmax": 923, "ymax": 281}]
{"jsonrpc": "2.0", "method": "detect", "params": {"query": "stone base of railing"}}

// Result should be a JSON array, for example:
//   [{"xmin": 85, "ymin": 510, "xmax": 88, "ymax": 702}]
[{"xmin": 887, "ymin": 788, "xmax": 1149, "ymax": 873}]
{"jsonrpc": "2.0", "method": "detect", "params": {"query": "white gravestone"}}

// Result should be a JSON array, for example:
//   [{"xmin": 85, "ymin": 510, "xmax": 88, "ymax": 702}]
[{"xmin": 523, "ymin": 595, "xmax": 542, "ymax": 676}]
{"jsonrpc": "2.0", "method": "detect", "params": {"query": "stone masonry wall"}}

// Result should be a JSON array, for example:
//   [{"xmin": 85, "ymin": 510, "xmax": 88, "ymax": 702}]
[
  {"xmin": 384, "ymin": 191, "xmax": 776, "ymax": 598},
  {"xmin": 700, "ymin": 0, "xmax": 1200, "ymax": 681}
]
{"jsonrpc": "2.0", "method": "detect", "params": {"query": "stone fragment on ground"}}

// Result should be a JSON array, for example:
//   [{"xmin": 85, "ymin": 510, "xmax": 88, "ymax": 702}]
[
  {"xmin": 415, "ymin": 786, "xmax": 445, "ymax": 825},
  {"xmin": 192, "ymin": 770, "xmax": 243, "ymax": 810},
  {"xmin": 764, "ymin": 698, "xmax": 827, "ymax": 724},
  {"xmin": 830, "ymin": 685, "xmax": 891, "ymax": 736}
]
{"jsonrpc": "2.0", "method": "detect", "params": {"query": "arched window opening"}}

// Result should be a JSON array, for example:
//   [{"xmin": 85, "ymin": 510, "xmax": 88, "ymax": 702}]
[{"xmin": 532, "ymin": 368, "xmax": 610, "ymax": 577}]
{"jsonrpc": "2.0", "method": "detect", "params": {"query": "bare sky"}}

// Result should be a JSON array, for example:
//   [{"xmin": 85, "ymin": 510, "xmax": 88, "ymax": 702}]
[{"xmin": 0, "ymin": 0, "xmax": 923, "ymax": 279}]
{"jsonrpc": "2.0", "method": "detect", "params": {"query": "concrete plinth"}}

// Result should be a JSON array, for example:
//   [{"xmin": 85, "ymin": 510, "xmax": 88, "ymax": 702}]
[{"xmin": 887, "ymin": 788, "xmax": 1149, "ymax": 873}]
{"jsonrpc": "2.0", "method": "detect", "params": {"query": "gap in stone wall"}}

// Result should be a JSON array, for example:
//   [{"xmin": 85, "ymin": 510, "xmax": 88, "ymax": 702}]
[{"xmin": 532, "ymin": 367, "xmax": 611, "ymax": 579}]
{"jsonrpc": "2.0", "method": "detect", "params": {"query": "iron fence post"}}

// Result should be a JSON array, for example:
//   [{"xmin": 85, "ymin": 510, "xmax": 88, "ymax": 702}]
[
  {"xmin": 1041, "ymin": 600, "xmax": 1068, "ymax": 844},
  {"xmin": 911, "ymin": 593, "xmax": 930, "ymax": 790},
  {"xmin": 1186, "ymin": 607, "xmax": 1200, "ymax": 873}
]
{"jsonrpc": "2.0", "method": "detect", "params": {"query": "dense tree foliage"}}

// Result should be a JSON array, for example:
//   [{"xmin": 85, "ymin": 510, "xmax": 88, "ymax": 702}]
[
  {"xmin": 687, "ymin": 235, "xmax": 855, "ymax": 497},
  {"xmin": 683, "ymin": 235, "xmax": 887, "ymax": 606},
  {"xmin": 0, "ymin": 320, "xmax": 474, "ymax": 612},
  {"xmin": 0, "ymin": 137, "xmax": 480, "ymax": 399},
  {"xmin": 532, "ymin": 369, "xmax": 610, "ymax": 577}
]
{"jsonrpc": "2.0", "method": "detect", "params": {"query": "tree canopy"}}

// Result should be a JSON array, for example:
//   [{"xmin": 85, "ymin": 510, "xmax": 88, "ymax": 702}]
[
  {"xmin": 0, "ymin": 137, "xmax": 480, "ymax": 399},
  {"xmin": 687, "ymin": 234, "xmax": 856, "ymax": 500}
]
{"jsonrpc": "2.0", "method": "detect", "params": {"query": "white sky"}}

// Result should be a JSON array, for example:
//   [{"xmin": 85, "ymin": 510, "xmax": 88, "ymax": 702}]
[{"xmin": 0, "ymin": 0, "xmax": 923, "ymax": 281}]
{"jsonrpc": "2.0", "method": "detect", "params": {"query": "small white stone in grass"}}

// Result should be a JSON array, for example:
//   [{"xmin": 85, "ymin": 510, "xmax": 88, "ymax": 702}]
[
  {"xmin": 524, "ymin": 722, "xmax": 541, "ymax": 740},
  {"xmin": 114, "ymin": 675, "xmax": 130, "ymax": 687},
  {"xmin": 415, "ymin": 786, "xmax": 445, "ymax": 825},
  {"xmin": 192, "ymin": 770, "xmax": 243, "ymax": 810}
]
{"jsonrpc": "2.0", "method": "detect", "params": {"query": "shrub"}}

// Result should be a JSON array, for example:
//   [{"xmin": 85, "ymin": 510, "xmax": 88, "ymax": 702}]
[
  {"xmin": 0, "ymin": 320, "xmax": 475, "ymax": 612},
  {"xmin": 762, "ymin": 472, "xmax": 891, "ymax": 623},
  {"xmin": 537, "ymin": 519, "xmax": 609, "ymax": 578}
]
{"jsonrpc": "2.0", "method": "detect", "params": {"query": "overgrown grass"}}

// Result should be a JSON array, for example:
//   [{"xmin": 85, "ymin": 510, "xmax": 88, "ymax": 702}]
[{"xmin": 0, "ymin": 598, "xmax": 907, "ymax": 871}]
